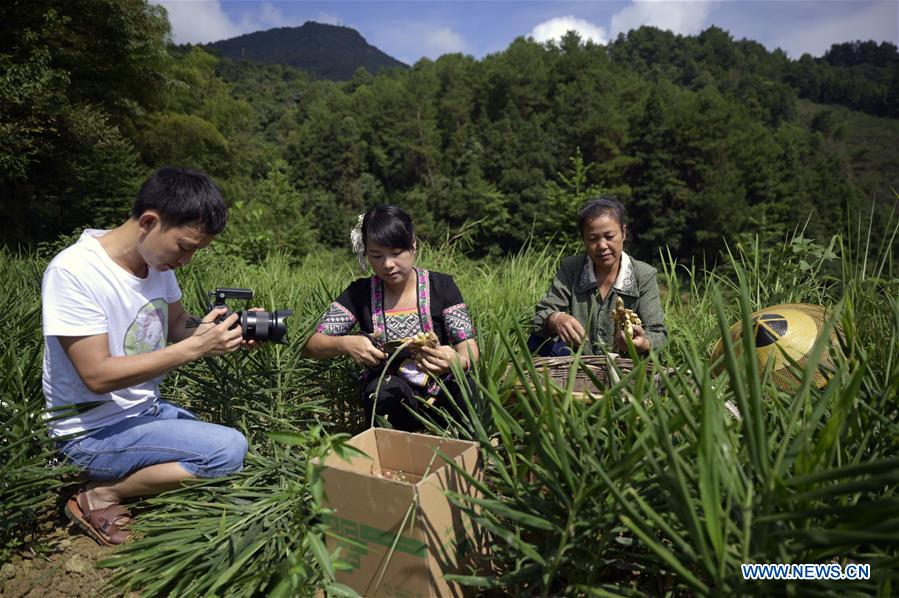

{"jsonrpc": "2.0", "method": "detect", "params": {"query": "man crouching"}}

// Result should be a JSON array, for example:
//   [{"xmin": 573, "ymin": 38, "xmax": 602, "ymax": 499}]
[{"xmin": 42, "ymin": 166, "xmax": 248, "ymax": 546}]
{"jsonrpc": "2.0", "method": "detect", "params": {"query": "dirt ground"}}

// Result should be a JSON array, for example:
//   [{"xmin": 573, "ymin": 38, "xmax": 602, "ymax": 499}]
[{"xmin": 0, "ymin": 517, "xmax": 128, "ymax": 598}]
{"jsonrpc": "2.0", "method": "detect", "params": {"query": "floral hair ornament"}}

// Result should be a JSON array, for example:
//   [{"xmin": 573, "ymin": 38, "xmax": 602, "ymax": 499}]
[{"xmin": 350, "ymin": 213, "xmax": 367, "ymax": 271}]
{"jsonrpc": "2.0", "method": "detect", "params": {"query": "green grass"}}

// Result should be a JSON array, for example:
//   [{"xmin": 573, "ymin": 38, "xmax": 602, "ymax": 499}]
[
  {"xmin": 0, "ymin": 253, "xmax": 79, "ymax": 563},
  {"xmin": 1, "ymin": 210, "xmax": 897, "ymax": 595}
]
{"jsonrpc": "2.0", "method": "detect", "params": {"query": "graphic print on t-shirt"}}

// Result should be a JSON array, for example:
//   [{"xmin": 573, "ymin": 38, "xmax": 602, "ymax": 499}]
[{"xmin": 124, "ymin": 298, "xmax": 168, "ymax": 355}]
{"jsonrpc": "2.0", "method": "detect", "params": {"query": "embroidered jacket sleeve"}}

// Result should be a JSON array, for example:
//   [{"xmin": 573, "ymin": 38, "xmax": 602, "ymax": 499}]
[
  {"xmin": 317, "ymin": 279, "xmax": 367, "ymax": 336},
  {"xmin": 433, "ymin": 274, "xmax": 476, "ymax": 345}
]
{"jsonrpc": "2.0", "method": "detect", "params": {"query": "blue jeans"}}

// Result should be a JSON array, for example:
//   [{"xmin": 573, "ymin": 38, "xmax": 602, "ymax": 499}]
[{"xmin": 58, "ymin": 400, "xmax": 248, "ymax": 481}]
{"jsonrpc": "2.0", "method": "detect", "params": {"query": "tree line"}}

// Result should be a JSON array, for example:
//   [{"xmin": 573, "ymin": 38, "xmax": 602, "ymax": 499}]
[{"xmin": 1, "ymin": 0, "xmax": 896, "ymax": 264}]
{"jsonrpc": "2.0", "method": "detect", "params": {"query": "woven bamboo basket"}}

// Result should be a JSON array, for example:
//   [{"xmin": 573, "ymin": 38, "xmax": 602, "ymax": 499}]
[{"xmin": 509, "ymin": 355, "xmax": 664, "ymax": 402}]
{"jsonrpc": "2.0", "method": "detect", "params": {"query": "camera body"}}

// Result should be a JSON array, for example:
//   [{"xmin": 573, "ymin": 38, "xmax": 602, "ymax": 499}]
[{"xmin": 209, "ymin": 288, "xmax": 293, "ymax": 344}]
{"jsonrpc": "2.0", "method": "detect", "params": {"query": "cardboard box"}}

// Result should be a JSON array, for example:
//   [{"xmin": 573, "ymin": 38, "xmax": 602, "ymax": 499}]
[{"xmin": 314, "ymin": 428, "xmax": 484, "ymax": 597}]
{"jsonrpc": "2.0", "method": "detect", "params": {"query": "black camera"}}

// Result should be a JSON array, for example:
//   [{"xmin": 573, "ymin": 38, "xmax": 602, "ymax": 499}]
[{"xmin": 206, "ymin": 287, "xmax": 293, "ymax": 344}]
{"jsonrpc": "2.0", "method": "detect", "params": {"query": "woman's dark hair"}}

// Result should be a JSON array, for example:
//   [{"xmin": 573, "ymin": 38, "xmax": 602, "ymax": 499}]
[
  {"xmin": 131, "ymin": 166, "xmax": 227, "ymax": 234},
  {"xmin": 362, "ymin": 205, "xmax": 415, "ymax": 251},
  {"xmin": 577, "ymin": 196, "xmax": 627, "ymax": 235}
]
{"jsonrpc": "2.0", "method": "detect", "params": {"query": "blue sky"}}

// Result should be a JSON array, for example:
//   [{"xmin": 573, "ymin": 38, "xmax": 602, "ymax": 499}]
[{"xmin": 150, "ymin": 1, "xmax": 899, "ymax": 65}]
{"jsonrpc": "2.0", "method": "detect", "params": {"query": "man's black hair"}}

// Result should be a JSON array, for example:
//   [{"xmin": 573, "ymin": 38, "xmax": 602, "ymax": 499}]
[
  {"xmin": 578, "ymin": 196, "xmax": 628, "ymax": 234},
  {"xmin": 362, "ymin": 205, "xmax": 415, "ymax": 251},
  {"xmin": 131, "ymin": 167, "xmax": 227, "ymax": 234}
]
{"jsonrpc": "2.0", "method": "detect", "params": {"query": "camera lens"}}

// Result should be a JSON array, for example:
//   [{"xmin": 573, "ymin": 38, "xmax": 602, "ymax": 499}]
[{"xmin": 240, "ymin": 309, "xmax": 293, "ymax": 344}]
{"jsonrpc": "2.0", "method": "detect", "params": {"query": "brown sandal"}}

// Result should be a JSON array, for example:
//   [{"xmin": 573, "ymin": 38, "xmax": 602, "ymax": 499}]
[{"xmin": 64, "ymin": 490, "xmax": 132, "ymax": 546}]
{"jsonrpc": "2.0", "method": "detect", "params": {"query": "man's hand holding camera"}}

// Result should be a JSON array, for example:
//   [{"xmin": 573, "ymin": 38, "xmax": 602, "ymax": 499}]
[
  {"xmin": 189, "ymin": 305, "xmax": 270, "ymax": 354},
  {"xmin": 195, "ymin": 288, "xmax": 292, "ymax": 347},
  {"xmin": 189, "ymin": 307, "xmax": 245, "ymax": 357}
]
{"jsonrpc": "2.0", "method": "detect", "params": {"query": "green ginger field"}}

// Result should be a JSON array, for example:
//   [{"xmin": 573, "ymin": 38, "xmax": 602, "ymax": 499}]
[{"xmin": 2, "ymin": 220, "xmax": 898, "ymax": 596}]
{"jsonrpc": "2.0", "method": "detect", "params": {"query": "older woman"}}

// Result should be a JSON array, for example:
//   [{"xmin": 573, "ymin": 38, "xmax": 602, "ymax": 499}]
[
  {"xmin": 531, "ymin": 197, "xmax": 667, "ymax": 356},
  {"xmin": 304, "ymin": 205, "xmax": 479, "ymax": 431}
]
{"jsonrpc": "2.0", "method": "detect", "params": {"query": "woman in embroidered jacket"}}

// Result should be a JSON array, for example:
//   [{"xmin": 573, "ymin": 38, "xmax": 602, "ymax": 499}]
[
  {"xmin": 532, "ymin": 197, "xmax": 667, "ymax": 356},
  {"xmin": 304, "ymin": 205, "xmax": 479, "ymax": 431}
]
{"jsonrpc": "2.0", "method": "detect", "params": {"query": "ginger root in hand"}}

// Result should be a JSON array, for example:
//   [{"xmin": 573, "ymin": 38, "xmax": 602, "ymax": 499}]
[
  {"xmin": 409, "ymin": 331, "xmax": 439, "ymax": 349},
  {"xmin": 612, "ymin": 296, "xmax": 642, "ymax": 339}
]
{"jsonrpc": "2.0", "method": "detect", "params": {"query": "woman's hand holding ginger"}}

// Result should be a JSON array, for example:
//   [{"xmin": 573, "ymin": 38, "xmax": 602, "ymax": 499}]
[{"xmin": 416, "ymin": 344, "xmax": 462, "ymax": 375}]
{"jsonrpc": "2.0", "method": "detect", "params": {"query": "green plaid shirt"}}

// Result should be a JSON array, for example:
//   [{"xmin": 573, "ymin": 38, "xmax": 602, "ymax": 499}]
[{"xmin": 533, "ymin": 253, "xmax": 668, "ymax": 354}]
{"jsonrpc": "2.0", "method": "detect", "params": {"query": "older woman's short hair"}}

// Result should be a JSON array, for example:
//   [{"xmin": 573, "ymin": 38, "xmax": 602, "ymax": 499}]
[{"xmin": 577, "ymin": 196, "xmax": 627, "ymax": 234}]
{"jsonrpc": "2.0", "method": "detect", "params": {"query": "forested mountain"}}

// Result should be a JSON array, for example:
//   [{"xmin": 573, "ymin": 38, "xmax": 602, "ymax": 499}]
[
  {"xmin": 205, "ymin": 22, "xmax": 408, "ymax": 80},
  {"xmin": 608, "ymin": 27, "xmax": 899, "ymax": 119},
  {"xmin": 1, "ymin": 1, "xmax": 896, "ymax": 265}
]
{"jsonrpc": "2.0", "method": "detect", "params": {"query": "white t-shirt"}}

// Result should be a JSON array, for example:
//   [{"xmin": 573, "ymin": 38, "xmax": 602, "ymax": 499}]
[{"xmin": 42, "ymin": 230, "xmax": 182, "ymax": 437}]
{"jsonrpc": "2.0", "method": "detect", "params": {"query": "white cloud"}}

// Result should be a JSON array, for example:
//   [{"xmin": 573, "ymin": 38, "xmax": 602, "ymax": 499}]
[
  {"xmin": 530, "ymin": 15, "xmax": 608, "ymax": 45},
  {"xmin": 770, "ymin": 1, "xmax": 899, "ymax": 58},
  {"xmin": 425, "ymin": 27, "xmax": 470, "ymax": 56},
  {"xmin": 316, "ymin": 12, "xmax": 343, "ymax": 27},
  {"xmin": 151, "ymin": 0, "xmax": 243, "ymax": 44},
  {"xmin": 611, "ymin": 0, "xmax": 715, "ymax": 38},
  {"xmin": 150, "ymin": 0, "xmax": 307, "ymax": 44},
  {"xmin": 370, "ymin": 24, "xmax": 471, "ymax": 63},
  {"xmin": 258, "ymin": 2, "xmax": 286, "ymax": 27}
]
